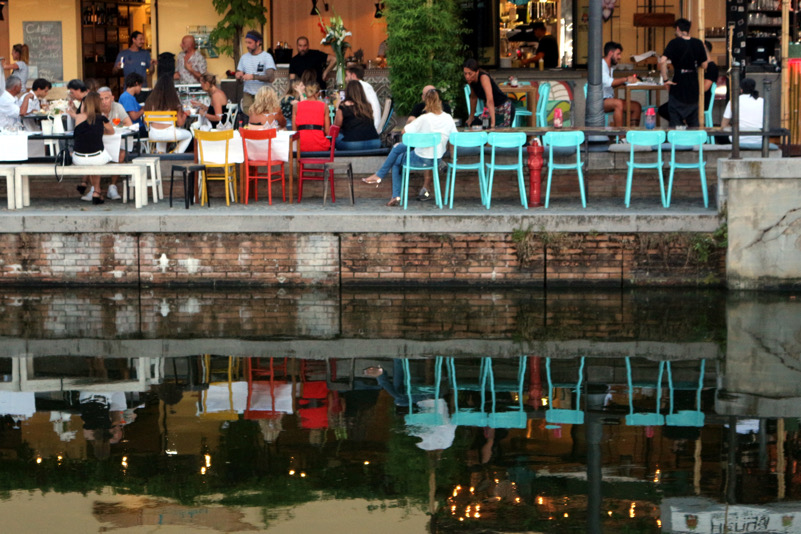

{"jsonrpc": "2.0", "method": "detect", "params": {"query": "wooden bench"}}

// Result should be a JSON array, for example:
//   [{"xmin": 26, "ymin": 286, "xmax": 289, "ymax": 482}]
[
  {"xmin": 12, "ymin": 163, "xmax": 147, "ymax": 210},
  {"xmin": 1, "ymin": 166, "xmax": 15, "ymax": 210}
]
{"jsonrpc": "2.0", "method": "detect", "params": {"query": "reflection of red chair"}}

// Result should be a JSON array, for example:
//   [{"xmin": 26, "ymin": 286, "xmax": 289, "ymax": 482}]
[
  {"xmin": 245, "ymin": 357, "xmax": 290, "ymax": 420},
  {"xmin": 240, "ymin": 128, "xmax": 286, "ymax": 205},
  {"xmin": 297, "ymin": 125, "xmax": 340, "ymax": 203}
]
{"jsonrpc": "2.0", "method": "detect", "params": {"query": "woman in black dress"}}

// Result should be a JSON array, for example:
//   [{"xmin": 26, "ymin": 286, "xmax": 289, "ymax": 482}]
[
  {"xmin": 463, "ymin": 58, "xmax": 514, "ymax": 128},
  {"xmin": 334, "ymin": 80, "xmax": 380, "ymax": 150}
]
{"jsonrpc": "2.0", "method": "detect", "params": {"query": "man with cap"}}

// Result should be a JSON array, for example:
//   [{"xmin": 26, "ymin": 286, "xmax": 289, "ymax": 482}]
[{"xmin": 235, "ymin": 30, "xmax": 276, "ymax": 114}]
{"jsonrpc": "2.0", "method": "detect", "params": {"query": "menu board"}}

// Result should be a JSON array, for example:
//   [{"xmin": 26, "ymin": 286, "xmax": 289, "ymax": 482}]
[{"xmin": 23, "ymin": 21, "xmax": 63, "ymax": 81}]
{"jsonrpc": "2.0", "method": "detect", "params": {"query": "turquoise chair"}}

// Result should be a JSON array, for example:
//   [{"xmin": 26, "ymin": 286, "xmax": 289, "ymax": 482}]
[
  {"xmin": 487, "ymin": 356, "xmax": 528, "ymax": 429},
  {"xmin": 403, "ymin": 356, "xmax": 445, "ymax": 426},
  {"xmin": 666, "ymin": 130, "xmax": 708, "ymax": 208},
  {"xmin": 535, "ymin": 82, "xmax": 551, "ymax": 127},
  {"xmin": 625, "ymin": 358, "xmax": 665, "ymax": 427},
  {"xmin": 665, "ymin": 360, "xmax": 706, "ymax": 427},
  {"xmin": 543, "ymin": 131, "xmax": 586, "ymax": 209},
  {"xmin": 704, "ymin": 82, "xmax": 717, "ymax": 145},
  {"xmin": 624, "ymin": 129, "xmax": 667, "ymax": 208},
  {"xmin": 484, "ymin": 132, "xmax": 528, "ymax": 210},
  {"xmin": 445, "ymin": 131, "xmax": 488, "ymax": 209},
  {"xmin": 447, "ymin": 357, "xmax": 490, "ymax": 427},
  {"xmin": 545, "ymin": 357, "xmax": 585, "ymax": 425},
  {"xmin": 401, "ymin": 132, "xmax": 443, "ymax": 210},
  {"xmin": 464, "ymin": 84, "xmax": 484, "ymax": 120}
]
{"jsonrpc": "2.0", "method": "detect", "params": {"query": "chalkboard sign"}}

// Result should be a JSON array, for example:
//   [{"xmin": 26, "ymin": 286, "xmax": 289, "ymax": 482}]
[{"xmin": 23, "ymin": 21, "xmax": 63, "ymax": 82}]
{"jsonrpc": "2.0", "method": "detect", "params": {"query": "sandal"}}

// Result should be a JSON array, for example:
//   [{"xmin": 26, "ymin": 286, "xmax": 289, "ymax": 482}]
[
  {"xmin": 361, "ymin": 176, "xmax": 382, "ymax": 186},
  {"xmin": 76, "ymin": 184, "xmax": 87, "ymax": 195},
  {"xmin": 92, "ymin": 194, "xmax": 104, "ymax": 205},
  {"xmin": 386, "ymin": 197, "xmax": 401, "ymax": 207}
]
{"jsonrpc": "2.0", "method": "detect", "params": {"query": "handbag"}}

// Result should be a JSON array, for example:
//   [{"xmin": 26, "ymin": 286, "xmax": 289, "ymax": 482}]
[{"xmin": 54, "ymin": 148, "xmax": 72, "ymax": 183}]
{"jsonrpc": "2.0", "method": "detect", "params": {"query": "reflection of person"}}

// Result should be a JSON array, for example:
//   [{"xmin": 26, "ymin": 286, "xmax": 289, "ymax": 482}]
[
  {"xmin": 659, "ymin": 18, "xmax": 708, "ymax": 127},
  {"xmin": 464, "ymin": 58, "xmax": 512, "ymax": 129},
  {"xmin": 522, "ymin": 22, "xmax": 559, "ymax": 69},
  {"xmin": 235, "ymin": 31, "xmax": 276, "ymax": 115},
  {"xmin": 114, "ymin": 31, "xmax": 156, "ymax": 87},
  {"xmin": 721, "ymin": 78, "xmax": 764, "ymax": 146},
  {"xmin": 289, "ymin": 36, "xmax": 335, "ymax": 90},
  {"xmin": 602, "ymin": 42, "xmax": 641, "ymax": 126},
  {"xmin": 79, "ymin": 391, "xmax": 129, "ymax": 459},
  {"xmin": 174, "ymin": 35, "xmax": 207, "ymax": 84}
]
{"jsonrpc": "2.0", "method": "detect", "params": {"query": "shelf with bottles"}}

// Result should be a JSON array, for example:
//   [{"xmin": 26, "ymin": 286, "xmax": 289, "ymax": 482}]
[{"xmin": 748, "ymin": 0, "xmax": 781, "ymax": 10}]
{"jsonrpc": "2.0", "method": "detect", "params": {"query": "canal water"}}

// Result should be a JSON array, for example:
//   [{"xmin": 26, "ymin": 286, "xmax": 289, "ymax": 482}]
[{"xmin": 0, "ymin": 287, "xmax": 799, "ymax": 533}]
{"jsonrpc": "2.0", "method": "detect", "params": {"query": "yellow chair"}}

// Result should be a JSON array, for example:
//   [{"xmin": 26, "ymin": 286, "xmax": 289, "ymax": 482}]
[
  {"xmin": 143, "ymin": 110, "xmax": 178, "ymax": 154},
  {"xmin": 196, "ymin": 129, "xmax": 239, "ymax": 206}
]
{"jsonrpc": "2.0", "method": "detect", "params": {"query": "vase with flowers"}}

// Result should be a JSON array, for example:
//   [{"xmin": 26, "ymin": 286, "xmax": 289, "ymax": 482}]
[{"xmin": 318, "ymin": 13, "xmax": 351, "ymax": 89}]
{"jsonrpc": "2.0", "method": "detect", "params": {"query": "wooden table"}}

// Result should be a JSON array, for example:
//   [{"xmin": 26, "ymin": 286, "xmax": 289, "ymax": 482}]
[
  {"xmin": 498, "ymin": 83, "xmax": 539, "ymax": 127},
  {"xmin": 615, "ymin": 83, "xmax": 667, "ymax": 127}
]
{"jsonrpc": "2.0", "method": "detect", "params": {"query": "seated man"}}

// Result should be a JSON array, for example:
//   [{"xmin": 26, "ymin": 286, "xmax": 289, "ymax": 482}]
[
  {"xmin": 119, "ymin": 73, "xmax": 146, "ymax": 136},
  {"xmin": 98, "ymin": 86, "xmax": 134, "ymax": 200},
  {"xmin": 602, "ymin": 41, "xmax": 641, "ymax": 126},
  {"xmin": 18, "ymin": 78, "xmax": 51, "ymax": 116},
  {"xmin": 0, "ymin": 76, "xmax": 23, "ymax": 130}
]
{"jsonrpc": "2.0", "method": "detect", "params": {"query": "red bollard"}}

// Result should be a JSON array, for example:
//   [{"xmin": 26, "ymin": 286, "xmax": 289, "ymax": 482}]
[{"xmin": 527, "ymin": 142, "xmax": 544, "ymax": 207}]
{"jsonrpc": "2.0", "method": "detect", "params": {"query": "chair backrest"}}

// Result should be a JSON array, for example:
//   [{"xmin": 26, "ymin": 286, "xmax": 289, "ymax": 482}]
[
  {"xmin": 449, "ymin": 131, "xmax": 487, "ymax": 148},
  {"xmin": 379, "ymin": 98, "xmax": 394, "ymax": 134},
  {"xmin": 625, "ymin": 129, "xmax": 666, "ymax": 147},
  {"xmin": 144, "ymin": 110, "xmax": 177, "ymax": 128},
  {"xmin": 705, "ymin": 82, "xmax": 717, "ymax": 113},
  {"xmin": 535, "ymin": 82, "xmax": 551, "ymax": 127},
  {"xmin": 487, "ymin": 131, "xmax": 526, "ymax": 148},
  {"xmin": 544, "ymin": 130, "xmax": 585, "ymax": 147},
  {"xmin": 196, "ymin": 129, "xmax": 234, "ymax": 165},
  {"xmin": 667, "ymin": 130, "xmax": 707, "ymax": 146},
  {"xmin": 402, "ymin": 132, "xmax": 440, "ymax": 149},
  {"xmin": 240, "ymin": 127, "xmax": 277, "ymax": 163},
  {"xmin": 464, "ymin": 84, "xmax": 484, "ymax": 117}
]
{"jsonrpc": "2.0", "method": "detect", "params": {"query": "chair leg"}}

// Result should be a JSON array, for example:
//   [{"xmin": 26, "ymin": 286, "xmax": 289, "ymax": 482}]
[
  {"xmin": 329, "ymin": 168, "xmax": 336, "ymax": 203},
  {"xmin": 545, "ymin": 165, "xmax": 554, "ymax": 209},
  {"xmin": 666, "ymin": 165, "xmax": 675, "ymax": 208},
  {"xmin": 657, "ymin": 165, "xmax": 667, "ymax": 208},
  {"xmin": 577, "ymin": 166, "xmax": 586, "ymax": 208},
  {"xmin": 170, "ymin": 167, "xmax": 176, "ymax": 208},
  {"xmin": 347, "ymin": 164, "xmax": 354, "ymax": 205},
  {"xmin": 183, "ymin": 168, "xmax": 190, "ymax": 209},
  {"xmin": 624, "ymin": 165, "xmax": 634, "ymax": 208},
  {"xmin": 432, "ymin": 161, "xmax": 443, "ymax": 209},
  {"xmin": 699, "ymin": 164, "xmax": 708, "ymax": 208},
  {"xmin": 156, "ymin": 163, "xmax": 164, "ymax": 200},
  {"xmin": 485, "ymin": 165, "xmax": 494, "ymax": 210},
  {"xmin": 446, "ymin": 164, "xmax": 455, "ymax": 209},
  {"xmin": 322, "ymin": 165, "xmax": 329, "ymax": 206},
  {"xmin": 517, "ymin": 165, "xmax": 529, "ymax": 209},
  {"xmin": 401, "ymin": 166, "xmax": 410, "ymax": 210},
  {"xmin": 151, "ymin": 165, "xmax": 158, "ymax": 204},
  {"xmin": 280, "ymin": 164, "xmax": 286, "ymax": 203}
]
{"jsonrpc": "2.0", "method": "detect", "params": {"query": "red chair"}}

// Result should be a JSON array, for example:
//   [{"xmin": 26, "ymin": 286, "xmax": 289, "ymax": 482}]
[
  {"xmin": 297, "ymin": 124, "xmax": 340, "ymax": 203},
  {"xmin": 240, "ymin": 128, "xmax": 285, "ymax": 205}
]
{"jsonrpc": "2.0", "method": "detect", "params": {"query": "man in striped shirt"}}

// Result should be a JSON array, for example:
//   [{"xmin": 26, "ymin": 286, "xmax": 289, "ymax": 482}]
[{"xmin": 235, "ymin": 31, "xmax": 276, "ymax": 114}]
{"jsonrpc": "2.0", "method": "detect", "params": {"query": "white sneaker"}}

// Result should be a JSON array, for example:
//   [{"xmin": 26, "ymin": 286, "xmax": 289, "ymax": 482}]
[
  {"xmin": 81, "ymin": 186, "xmax": 95, "ymax": 201},
  {"xmin": 107, "ymin": 184, "xmax": 121, "ymax": 200}
]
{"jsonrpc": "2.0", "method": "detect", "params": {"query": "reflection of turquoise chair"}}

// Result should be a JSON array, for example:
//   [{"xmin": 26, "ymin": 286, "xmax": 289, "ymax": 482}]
[
  {"xmin": 535, "ymin": 82, "xmax": 551, "ymax": 127},
  {"xmin": 404, "ymin": 356, "xmax": 445, "ymax": 426},
  {"xmin": 543, "ymin": 131, "xmax": 586, "ymax": 209},
  {"xmin": 666, "ymin": 130, "xmax": 708, "ymax": 208},
  {"xmin": 625, "ymin": 358, "xmax": 665, "ymax": 426},
  {"xmin": 545, "ymin": 357, "xmax": 585, "ymax": 425},
  {"xmin": 485, "ymin": 132, "xmax": 528, "ymax": 210},
  {"xmin": 447, "ymin": 357, "xmax": 489, "ymax": 427},
  {"xmin": 401, "ymin": 132, "xmax": 444, "ymax": 210},
  {"xmin": 666, "ymin": 360, "xmax": 705, "ymax": 427},
  {"xmin": 487, "ymin": 357, "xmax": 528, "ymax": 429},
  {"xmin": 445, "ymin": 131, "xmax": 488, "ymax": 209},
  {"xmin": 624, "ymin": 130, "xmax": 667, "ymax": 208}
]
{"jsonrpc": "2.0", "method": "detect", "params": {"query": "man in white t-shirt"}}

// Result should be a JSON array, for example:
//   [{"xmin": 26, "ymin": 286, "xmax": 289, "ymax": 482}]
[
  {"xmin": 0, "ymin": 76, "xmax": 23, "ymax": 130},
  {"xmin": 721, "ymin": 77, "xmax": 764, "ymax": 146},
  {"xmin": 602, "ymin": 41, "xmax": 641, "ymax": 126},
  {"xmin": 235, "ymin": 30, "xmax": 276, "ymax": 114},
  {"xmin": 345, "ymin": 65, "xmax": 382, "ymax": 132}
]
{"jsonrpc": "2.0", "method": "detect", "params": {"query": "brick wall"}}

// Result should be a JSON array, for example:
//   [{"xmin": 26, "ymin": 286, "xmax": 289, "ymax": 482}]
[{"xmin": 0, "ymin": 231, "xmax": 725, "ymax": 287}]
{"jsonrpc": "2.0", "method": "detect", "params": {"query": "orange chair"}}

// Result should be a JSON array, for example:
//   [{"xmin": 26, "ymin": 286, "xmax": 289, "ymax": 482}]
[
  {"xmin": 297, "ymin": 124, "xmax": 340, "ymax": 203},
  {"xmin": 239, "ymin": 128, "xmax": 286, "ymax": 205}
]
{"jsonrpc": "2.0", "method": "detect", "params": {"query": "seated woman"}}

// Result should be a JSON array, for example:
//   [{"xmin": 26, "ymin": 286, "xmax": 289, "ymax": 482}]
[
  {"xmin": 143, "ymin": 75, "xmax": 193, "ymax": 153},
  {"xmin": 362, "ymin": 88, "xmax": 456, "ymax": 207},
  {"xmin": 248, "ymin": 86, "xmax": 286, "ymax": 130},
  {"xmin": 463, "ymin": 58, "xmax": 513, "ymax": 128},
  {"xmin": 191, "ymin": 73, "xmax": 229, "ymax": 129},
  {"xmin": 721, "ymin": 77, "xmax": 764, "ymax": 147},
  {"xmin": 280, "ymin": 79, "xmax": 305, "ymax": 128},
  {"xmin": 66, "ymin": 91, "xmax": 114, "ymax": 205},
  {"xmin": 334, "ymin": 80, "xmax": 380, "ymax": 151},
  {"xmin": 292, "ymin": 81, "xmax": 330, "ymax": 153}
]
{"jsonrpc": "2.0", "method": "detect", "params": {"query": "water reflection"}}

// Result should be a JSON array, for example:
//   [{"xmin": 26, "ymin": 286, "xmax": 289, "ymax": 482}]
[{"xmin": 0, "ymin": 288, "xmax": 799, "ymax": 533}]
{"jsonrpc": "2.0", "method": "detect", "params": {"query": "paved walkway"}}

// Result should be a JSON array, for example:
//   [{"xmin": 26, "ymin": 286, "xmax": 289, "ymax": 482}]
[{"xmin": 1, "ymin": 196, "xmax": 720, "ymax": 234}]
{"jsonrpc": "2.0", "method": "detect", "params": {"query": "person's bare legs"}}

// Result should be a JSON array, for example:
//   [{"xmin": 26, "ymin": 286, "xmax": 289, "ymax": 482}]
[
  {"xmin": 89, "ymin": 175, "xmax": 103, "ymax": 203},
  {"xmin": 604, "ymin": 98, "xmax": 624, "ymax": 127}
]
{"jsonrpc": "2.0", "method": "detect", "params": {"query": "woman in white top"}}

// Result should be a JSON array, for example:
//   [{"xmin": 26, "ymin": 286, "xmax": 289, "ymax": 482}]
[
  {"xmin": 721, "ymin": 77, "xmax": 764, "ymax": 146},
  {"xmin": 3, "ymin": 44, "xmax": 30, "ymax": 89},
  {"xmin": 362, "ymin": 88, "xmax": 456, "ymax": 206},
  {"xmin": 247, "ymin": 86, "xmax": 286, "ymax": 130}
]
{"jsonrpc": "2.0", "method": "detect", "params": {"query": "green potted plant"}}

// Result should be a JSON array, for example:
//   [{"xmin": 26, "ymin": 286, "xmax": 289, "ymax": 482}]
[{"xmin": 208, "ymin": 0, "xmax": 269, "ymax": 66}]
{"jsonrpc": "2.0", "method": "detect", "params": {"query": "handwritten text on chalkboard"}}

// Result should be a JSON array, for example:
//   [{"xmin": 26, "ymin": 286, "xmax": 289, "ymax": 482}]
[{"xmin": 23, "ymin": 21, "xmax": 63, "ymax": 81}]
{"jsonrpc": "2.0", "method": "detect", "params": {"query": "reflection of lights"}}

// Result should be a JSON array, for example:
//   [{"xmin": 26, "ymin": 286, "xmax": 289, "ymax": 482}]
[
  {"xmin": 57, "ymin": 455, "xmax": 63, "ymax": 462},
  {"xmin": 469, "ymin": 486, "xmax": 475, "ymax": 494},
  {"xmin": 165, "ymin": 449, "xmax": 178, "ymax": 455},
  {"xmin": 515, "ymin": 497, "xmax": 521, "ymax": 503},
  {"xmin": 537, "ymin": 496, "xmax": 544, "ymax": 505},
  {"xmin": 458, "ymin": 517, "xmax": 464, "ymax": 522},
  {"xmin": 541, "ymin": 397, "xmax": 549, "ymax": 406},
  {"xmin": 451, "ymin": 505, "xmax": 456, "ymax": 514},
  {"xmin": 475, "ymin": 505, "xmax": 480, "ymax": 511},
  {"xmin": 289, "ymin": 470, "xmax": 296, "ymax": 475},
  {"xmin": 300, "ymin": 472, "xmax": 307, "ymax": 478},
  {"xmin": 629, "ymin": 502, "xmax": 636, "ymax": 518},
  {"xmin": 512, "ymin": 393, "xmax": 519, "ymax": 402},
  {"xmin": 121, "ymin": 456, "xmax": 128, "ymax": 468},
  {"xmin": 653, "ymin": 468, "xmax": 661, "ymax": 483},
  {"xmin": 364, "ymin": 460, "xmax": 370, "ymax": 465},
  {"xmin": 204, "ymin": 454, "xmax": 211, "ymax": 468},
  {"xmin": 564, "ymin": 513, "xmax": 569, "ymax": 518},
  {"xmin": 36, "ymin": 457, "xmax": 42, "ymax": 464},
  {"xmin": 474, "ymin": 512, "xmax": 480, "ymax": 518},
  {"xmin": 200, "ymin": 466, "xmax": 206, "ymax": 475},
  {"xmin": 608, "ymin": 511, "xmax": 613, "ymax": 516},
  {"xmin": 657, "ymin": 519, "xmax": 662, "ymax": 527}
]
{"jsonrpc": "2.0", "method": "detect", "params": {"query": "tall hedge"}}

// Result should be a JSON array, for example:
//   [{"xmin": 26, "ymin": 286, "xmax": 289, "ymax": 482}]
[{"xmin": 385, "ymin": 0, "xmax": 466, "ymax": 115}]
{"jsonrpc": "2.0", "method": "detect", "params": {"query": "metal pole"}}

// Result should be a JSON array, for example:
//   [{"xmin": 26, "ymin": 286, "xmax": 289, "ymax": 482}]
[
  {"xmin": 585, "ymin": 0, "xmax": 605, "ymax": 126},
  {"xmin": 731, "ymin": 62, "xmax": 741, "ymax": 160},
  {"xmin": 762, "ymin": 78, "xmax": 772, "ymax": 157}
]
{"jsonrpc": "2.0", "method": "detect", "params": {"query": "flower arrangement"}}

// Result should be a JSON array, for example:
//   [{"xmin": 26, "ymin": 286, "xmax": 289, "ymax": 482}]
[
  {"xmin": 47, "ymin": 99, "xmax": 71, "ymax": 115},
  {"xmin": 318, "ymin": 12, "xmax": 351, "ymax": 88}
]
